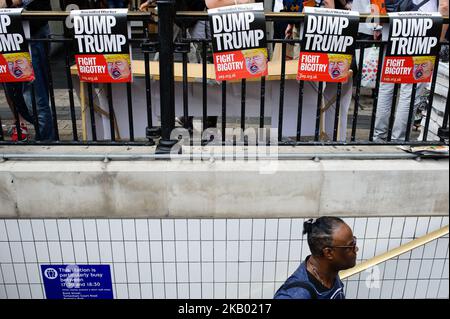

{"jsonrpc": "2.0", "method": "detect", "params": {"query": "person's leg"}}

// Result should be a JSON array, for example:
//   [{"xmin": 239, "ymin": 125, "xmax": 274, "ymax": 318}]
[
  {"xmin": 391, "ymin": 83, "xmax": 426, "ymax": 141},
  {"xmin": 3, "ymin": 83, "xmax": 34, "ymax": 124},
  {"xmin": 107, "ymin": 0, "xmax": 124, "ymax": 8},
  {"xmin": 26, "ymin": 24, "xmax": 55, "ymax": 141},
  {"xmin": 187, "ymin": 21, "xmax": 217, "ymax": 128},
  {"xmin": 390, "ymin": 83, "xmax": 412, "ymax": 141},
  {"xmin": 373, "ymin": 82, "xmax": 395, "ymax": 141},
  {"xmin": 273, "ymin": 21, "xmax": 289, "ymax": 41},
  {"xmin": 188, "ymin": 20, "xmax": 212, "ymax": 63}
]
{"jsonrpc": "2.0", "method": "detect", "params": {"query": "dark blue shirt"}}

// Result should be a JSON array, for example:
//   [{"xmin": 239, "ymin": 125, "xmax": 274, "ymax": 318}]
[{"xmin": 274, "ymin": 256, "xmax": 346, "ymax": 299}]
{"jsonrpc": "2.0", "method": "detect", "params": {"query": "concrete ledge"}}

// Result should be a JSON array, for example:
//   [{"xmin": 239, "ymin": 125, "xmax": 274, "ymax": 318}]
[
  {"xmin": 0, "ymin": 155, "xmax": 448, "ymax": 218},
  {"xmin": 0, "ymin": 144, "xmax": 428, "ymax": 156}
]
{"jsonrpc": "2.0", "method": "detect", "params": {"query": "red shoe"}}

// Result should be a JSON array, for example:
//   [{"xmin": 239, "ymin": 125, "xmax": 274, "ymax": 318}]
[{"xmin": 10, "ymin": 123, "xmax": 30, "ymax": 142}]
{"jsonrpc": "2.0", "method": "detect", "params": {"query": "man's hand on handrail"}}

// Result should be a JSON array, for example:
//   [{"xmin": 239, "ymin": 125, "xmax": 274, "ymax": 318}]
[
  {"xmin": 0, "ymin": 0, "xmax": 23, "ymax": 8},
  {"xmin": 205, "ymin": 0, "xmax": 255, "ymax": 9},
  {"xmin": 139, "ymin": 0, "xmax": 156, "ymax": 12}
]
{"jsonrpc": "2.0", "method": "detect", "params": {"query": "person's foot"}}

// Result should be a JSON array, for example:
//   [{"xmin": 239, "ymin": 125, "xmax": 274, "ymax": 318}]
[
  {"xmin": 372, "ymin": 136, "xmax": 386, "ymax": 143},
  {"xmin": 9, "ymin": 123, "xmax": 30, "ymax": 142},
  {"xmin": 207, "ymin": 116, "xmax": 218, "ymax": 128},
  {"xmin": 176, "ymin": 116, "xmax": 194, "ymax": 131},
  {"xmin": 175, "ymin": 117, "xmax": 184, "ymax": 127}
]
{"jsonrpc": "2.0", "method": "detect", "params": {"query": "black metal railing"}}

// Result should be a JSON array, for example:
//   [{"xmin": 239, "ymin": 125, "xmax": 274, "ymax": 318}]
[
  {"xmin": 0, "ymin": 10, "xmax": 155, "ymax": 146},
  {"xmin": 0, "ymin": 4, "xmax": 448, "ymax": 151}
]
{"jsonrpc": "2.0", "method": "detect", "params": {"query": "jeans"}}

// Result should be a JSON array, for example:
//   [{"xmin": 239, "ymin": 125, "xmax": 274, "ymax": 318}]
[
  {"xmin": 4, "ymin": 24, "xmax": 55, "ymax": 141},
  {"xmin": 107, "ymin": 0, "xmax": 125, "ymax": 8},
  {"xmin": 186, "ymin": 21, "xmax": 210, "ymax": 63},
  {"xmin": 374, "ymin": 82, "xmax": 425, "ymax": 141},
  {"xmin": 3, "ymin": 83, "xmax": 34, "ymax": 124}
]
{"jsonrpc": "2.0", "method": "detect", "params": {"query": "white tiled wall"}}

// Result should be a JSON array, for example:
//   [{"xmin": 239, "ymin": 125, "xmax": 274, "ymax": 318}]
[{"xmin": 0, "ymin": 217, "xmax": 448, "ymax": 299}]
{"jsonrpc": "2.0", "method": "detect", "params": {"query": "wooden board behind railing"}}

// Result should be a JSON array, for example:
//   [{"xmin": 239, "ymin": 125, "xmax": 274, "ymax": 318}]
[
  {"xmin": 71, "ymin": 60, "xmax": 299, "ymax": 140},
  {"xmin": 70, "ymin": 60, "xmax": 334, "ymax": 141},
  {"xmin": 70, "ymin": 60, "xmax": 301, "ymax": 82}
]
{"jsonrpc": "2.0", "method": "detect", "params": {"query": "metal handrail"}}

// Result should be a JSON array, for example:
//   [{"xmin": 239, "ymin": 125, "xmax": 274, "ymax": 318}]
[
  {"xmin": 176, "ymin": 12, "xmax": 450, "ymax": 24},
  {"xmin": 17, "ymin": 11, "xmax": 450, "ymax": 24},
  {"xmin": 340, "ymin": 225, "xmax": 449, "ymax": 280}
]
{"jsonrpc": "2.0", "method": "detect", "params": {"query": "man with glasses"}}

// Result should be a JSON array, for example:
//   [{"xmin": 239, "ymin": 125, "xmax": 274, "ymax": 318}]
[{"xmin": 274, "ymin": 216, "xmax": 358, "ymax": 299}]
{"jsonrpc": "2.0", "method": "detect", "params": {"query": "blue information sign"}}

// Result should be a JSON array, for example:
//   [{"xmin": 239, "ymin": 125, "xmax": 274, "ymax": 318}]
[{"xmin": 41, "ymin": 264, "xmax": 114, "ymax": 299}]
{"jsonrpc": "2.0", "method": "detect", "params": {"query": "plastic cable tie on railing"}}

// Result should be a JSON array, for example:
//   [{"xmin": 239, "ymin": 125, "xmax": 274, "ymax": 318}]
[
  {"xmin": 174, "ymin": 42, "xmax": 191, "ymax": 54},
  {"xmin": 146, "ymin": 126, "xmax": 161, "ymax": 139},
  {"xmin": 438, "ymin": 127, "xmax": 449, "ymax": 140},
  {"xmin": 141, "ymin": 41, "xmax": 160, "ymax": 53}
]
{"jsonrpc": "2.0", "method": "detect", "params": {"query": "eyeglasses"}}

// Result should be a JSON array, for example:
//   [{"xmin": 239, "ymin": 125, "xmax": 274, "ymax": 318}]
[{"xmin": 328, "ymin": 236, "xmax": 358, "ymax": 252}]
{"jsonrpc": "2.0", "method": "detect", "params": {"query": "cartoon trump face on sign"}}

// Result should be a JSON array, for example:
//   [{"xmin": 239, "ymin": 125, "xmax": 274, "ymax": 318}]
[
  {"xmin": 328, "ymin": 54, "xmax": 352, "ymax": 81},
  {"xmin": 413, "ymin": 56, "xmax": 435, "ymax": 81},
  {"xmin": 243, "ymin": 48, "xmax": 268, "ymax": 76},
  {"xmin": 5, "ymin": 52, "xmax": 34, "ymax": 80},
  {"xmin": 105, "ymin": 54, "xmax": 131, "ymax": 81}
]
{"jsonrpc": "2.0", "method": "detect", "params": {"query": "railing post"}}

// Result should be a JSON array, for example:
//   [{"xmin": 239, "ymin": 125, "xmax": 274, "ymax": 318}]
[{"xmin": 156, "ymin": 0, "xmax": 178, "ymax": 154}]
